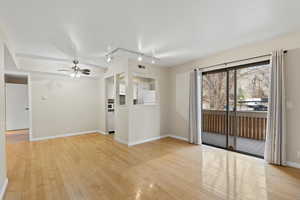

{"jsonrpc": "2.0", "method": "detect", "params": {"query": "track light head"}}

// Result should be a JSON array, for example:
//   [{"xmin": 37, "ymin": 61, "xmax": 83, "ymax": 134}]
[{"xmin": 106, "ymin": 55, "xmax": 112, "ymax": 63}]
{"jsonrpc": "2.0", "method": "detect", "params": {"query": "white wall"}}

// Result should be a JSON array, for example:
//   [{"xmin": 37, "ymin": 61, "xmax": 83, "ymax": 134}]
[
  {"xmin": 115, "ymin": 106, "xmax": 129, "ymax": 143},
  {"xmin": 105, "ymin": 77, "xmax": 114, "ymax": 100},
  {"xmin": 102, "ymin": 58, "xmax": 170, "ymax": 144},
  {"xmin": 103, "ymin": 58, "xmax": 129, "ymax": 142},
  {"xmin": 129, "ymin": 105, "xmax": 160, "ymax": 144},
  {"xmin": 97, "ymin": 73, "xmax": 106, "ymax": 133},
  {"xmin": 0, "ymin": 27, "xmax": 19, "ymax": 196},
  {"xmin": 30, "ymin": 73, "xmax": 101, "ymax": 139},
  {"xmin": 4, "ymin": 46, "xmax": 18, "ymax": 71},
  {"xmin": 168, "ymin": 31, "xmax": 300, "ymax": 165},
  {"xmin": 284, "ymin": 49, "xmax": 300, "ymax": 164},
  {"xmin": 128, "ymin": 59, "xmax": 170, "ymax": 144},
  {"xmin": 0, "ymin": 42, "xmax": 7, "ymax": 197},
  {"xmin": 155, "ymin": 66, "xmax": 171, "ymax": 136},
  {"xmin": 0, "ymin": 26, "xmax": 18, "ymax": 70}
]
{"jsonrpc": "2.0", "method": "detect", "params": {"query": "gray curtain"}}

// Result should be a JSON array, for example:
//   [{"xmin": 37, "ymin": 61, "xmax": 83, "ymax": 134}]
[
  {"xmin": 188, "ymin": 69, "xmax": 202, "ymax": 144},
  {"xmin": 264, "ymin": 50, "xmax": 286, "ymax": 165}
]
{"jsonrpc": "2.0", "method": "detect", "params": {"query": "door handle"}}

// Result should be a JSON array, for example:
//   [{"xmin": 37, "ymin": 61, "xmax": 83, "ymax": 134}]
[{"xmin": 25, "ymin": 107, "xmax": 29, "ymax": 110}]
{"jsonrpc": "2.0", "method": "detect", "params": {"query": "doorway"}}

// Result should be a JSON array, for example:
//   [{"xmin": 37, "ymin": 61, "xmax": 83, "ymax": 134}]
[
  {"xmin": 105, "ymin": 76, "xmax": 115, "ymax": 134},
  {"xmin": 4, "ymin": 73, "xmax": 31, "ymax": 143},
  {"xmin": 201, "ymin": 61, "xmax": 270, "ymax": 157}
]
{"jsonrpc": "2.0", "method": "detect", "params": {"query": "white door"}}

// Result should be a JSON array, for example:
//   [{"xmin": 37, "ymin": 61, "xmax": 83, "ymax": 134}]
[{"xmin": 5, "ymin": 83, "xmax": 29, "ymax": 130}]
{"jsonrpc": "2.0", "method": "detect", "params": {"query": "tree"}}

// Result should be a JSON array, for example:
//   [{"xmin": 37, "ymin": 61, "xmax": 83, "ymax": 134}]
[{"xmin": 202, "ymin": 65, "xmax": 270, "ymax": 110}]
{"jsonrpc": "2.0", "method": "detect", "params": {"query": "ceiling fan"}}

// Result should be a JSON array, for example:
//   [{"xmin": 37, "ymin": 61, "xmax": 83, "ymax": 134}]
[{"xmin": 58, "ymin": 60, "xmax": 91, "ymax": 78}]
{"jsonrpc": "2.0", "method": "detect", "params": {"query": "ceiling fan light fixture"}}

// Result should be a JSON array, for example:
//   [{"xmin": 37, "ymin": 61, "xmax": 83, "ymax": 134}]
[
  {"xmin": 70, "ymin": 71, "xmax": 81, "ymax": 78},
  {"xmin": 70, "ymin": 72, "xmax": 76, "ymax": 78},
  {"xmin": 73, "ymin": 60, "xmax": 79, "ymax": 65},
  {"xmin": 75, "ymin": 73, "xmax": 81, "ymax": 78},
  {"xmin": 59, "ymin": 59, "xmax": 91, "ymax": 78},
  {"xmin": 138, "ymin": 55, "xmax": 143, "ymax": 62}
]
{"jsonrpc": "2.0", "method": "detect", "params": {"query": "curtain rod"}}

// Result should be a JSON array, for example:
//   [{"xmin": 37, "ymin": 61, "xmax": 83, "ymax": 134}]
[{"xmin": 197, "ymin": 50, "xmax": 287, "ymax": 71}]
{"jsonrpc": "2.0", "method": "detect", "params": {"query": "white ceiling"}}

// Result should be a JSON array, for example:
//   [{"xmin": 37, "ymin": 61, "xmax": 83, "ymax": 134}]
[{"xmin": 1, "ymin": 0, "xmax": 300, "ymax": 72}]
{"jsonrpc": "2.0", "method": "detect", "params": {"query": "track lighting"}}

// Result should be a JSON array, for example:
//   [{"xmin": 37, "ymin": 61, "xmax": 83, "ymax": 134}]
[{"xmin": 105, "ymin": 48, "xmax": 159, "ymax": 64}]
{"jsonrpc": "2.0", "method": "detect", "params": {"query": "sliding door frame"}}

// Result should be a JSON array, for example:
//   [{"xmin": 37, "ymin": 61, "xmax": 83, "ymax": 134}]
[{"xmin": 201, "ymin": 60, "xmax": 270, "ymax": 158}]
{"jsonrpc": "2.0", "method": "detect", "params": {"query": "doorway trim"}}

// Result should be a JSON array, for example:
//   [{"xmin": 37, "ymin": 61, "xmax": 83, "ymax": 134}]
[{"xmin": 4, "ymin": 70, "xmax": 33, "ymax": 141}]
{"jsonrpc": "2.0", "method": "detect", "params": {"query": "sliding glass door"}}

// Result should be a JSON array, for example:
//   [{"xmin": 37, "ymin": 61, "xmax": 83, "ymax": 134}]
[
  {"xmin": 201, "ymin": 61, "xmax": 270, "ymax": 157},
  {"xmin": 234, "ymin": 64, "xmax": 270, "ymax": 157},
  {"xmin": 202, "ymin": 71, "xmax": 228, "ymax": 149}
]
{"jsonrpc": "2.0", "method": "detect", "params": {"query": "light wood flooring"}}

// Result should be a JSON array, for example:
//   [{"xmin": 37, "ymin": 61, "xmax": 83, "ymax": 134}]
[{"xmin": 5, "ymin": 133, "xmax": 300, "ymax": 200}]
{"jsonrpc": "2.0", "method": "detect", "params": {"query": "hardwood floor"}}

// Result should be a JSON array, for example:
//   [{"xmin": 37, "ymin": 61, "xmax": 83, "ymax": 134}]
[{"xmin": 5, "ymin": 133, "xmax": 300, "ymax": 200}]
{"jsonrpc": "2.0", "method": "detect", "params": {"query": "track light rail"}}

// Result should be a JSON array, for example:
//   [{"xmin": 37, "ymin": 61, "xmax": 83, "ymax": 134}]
[{"xmin": 105, "ymin": 47, "xmax": 159, "ymax": 61}]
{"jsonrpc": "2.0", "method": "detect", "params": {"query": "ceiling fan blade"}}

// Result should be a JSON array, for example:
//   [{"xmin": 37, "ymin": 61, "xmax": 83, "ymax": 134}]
[
  {"xmin": 80, "ymin": 69, "xmax": 91, "ymax": 72},
  {"xmin": 82, "ymin": 71, "xmax": 90, "ymax": 75}
]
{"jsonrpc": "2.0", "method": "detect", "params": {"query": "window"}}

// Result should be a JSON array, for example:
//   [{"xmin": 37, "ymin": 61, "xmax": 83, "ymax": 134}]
[
  {"xmin": 132, "ymin": 76, "xmax": 156, "ymax": 105},
  {"xmin": 116, "ymin": 73, "xmax": 126, "ymax": 105}
]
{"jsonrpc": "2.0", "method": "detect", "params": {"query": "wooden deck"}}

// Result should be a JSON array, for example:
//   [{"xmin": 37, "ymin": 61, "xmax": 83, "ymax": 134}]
[{"xmin": 202, "ymin": 132, "xmax": 265, "ymax": 157}]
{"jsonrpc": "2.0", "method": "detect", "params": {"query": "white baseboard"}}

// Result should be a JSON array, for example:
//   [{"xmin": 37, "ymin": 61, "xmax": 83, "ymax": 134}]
[
  {"xmin": 286, "ymin": 161, "xmax": 300, "ymax": 169},
  {"xmin": 0, "ymin": 178, "xmax": 8, "ymax": 200},
  {"xmin": 96, "ymin": 130, "xmax": 108, "ymax": 135},
  {"xmin": 167, "ymin": 135, "xmax": 189, "ymax": 142},
  {"xmin": 30, "ymin": 130, "xmax": 99, "ymax": 141},
  {"xmin": 128, "ymin": 135, "xmax": 169, "ymax": 146},
  {"xmin": 121, "ymin": 135, "xmax": 188, "ymax": 146}
]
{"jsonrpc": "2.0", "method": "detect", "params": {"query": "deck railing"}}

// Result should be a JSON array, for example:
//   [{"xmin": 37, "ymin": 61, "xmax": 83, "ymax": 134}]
[{"xmin": 202, "ymin": 110, "xmax": 267, "ymax": 141}]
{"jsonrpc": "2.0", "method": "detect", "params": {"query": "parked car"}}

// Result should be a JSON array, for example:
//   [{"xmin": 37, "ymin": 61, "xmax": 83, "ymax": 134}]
[{"xmin": 238, "ymin": 98, "xmax": 268, "ymax": 111}]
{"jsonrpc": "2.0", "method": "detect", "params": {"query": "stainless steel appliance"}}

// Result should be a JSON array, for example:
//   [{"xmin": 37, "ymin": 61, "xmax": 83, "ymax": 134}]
[
  {"xmin": 107, "ymin": 99, "xmax": 114, "ymax": 112},
  {"xmin": 107, "ymin": 99, "xmax": 115, "ymax": 133}
]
